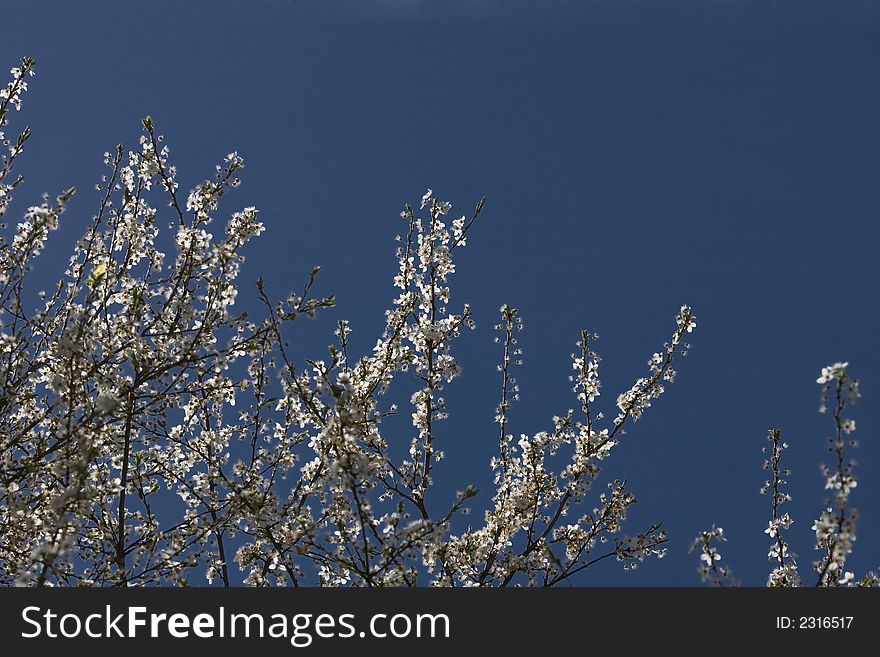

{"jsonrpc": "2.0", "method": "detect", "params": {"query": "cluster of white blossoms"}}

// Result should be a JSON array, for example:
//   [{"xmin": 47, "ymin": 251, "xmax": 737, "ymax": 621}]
[
  {"xmin": 430, "ymin": 300, "xmax": 688, "ymax": 586},
  {"xmin": 0, "ymin": 58, "xmax": 35, "ymax": 218},
  {"xmin": 761, "ymin": 430, "xmax": 799, "ymax": 587},
  {"xmin": 0, "ymin": 60, "xmax": 704, "ymax": 587},
  {"xmin": 0, "ymin": 60, "xmax": 331, "ymax": 586},
  {"xmin": 690, "ymin": 525, "xmax": 737, "ymax": 587},
  {"xmin": 614, "ymin": 305, "xmax": 694, "ymax": 426},
  {"xmin": 812, "ymin": 361, "xmax": 864, "ymax": 586},
  {"xmin": 694, "ymin": 363, "xmax": 878, "ymax": 587}
]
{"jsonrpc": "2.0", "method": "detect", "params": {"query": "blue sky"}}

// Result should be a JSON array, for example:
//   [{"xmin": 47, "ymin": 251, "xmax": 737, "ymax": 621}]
[{"xmin": 3, "ymin": 0, "xmax": 879, "ymax": 585}]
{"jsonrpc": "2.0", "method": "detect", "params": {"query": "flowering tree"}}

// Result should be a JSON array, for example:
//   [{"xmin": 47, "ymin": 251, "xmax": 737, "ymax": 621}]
[
  {"xmin": 0, "ymin": 58, "xmax": 705, "ymax": 587},
  {"xmin": 693, "ymin": 362, "xmax": 879, "ymax": 587}
]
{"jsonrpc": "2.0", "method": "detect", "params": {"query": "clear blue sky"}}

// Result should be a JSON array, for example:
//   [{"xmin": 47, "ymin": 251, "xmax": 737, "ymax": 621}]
[{"xmin": 4, "ymin": 0, "xmax": 879, "ymax": 585}]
